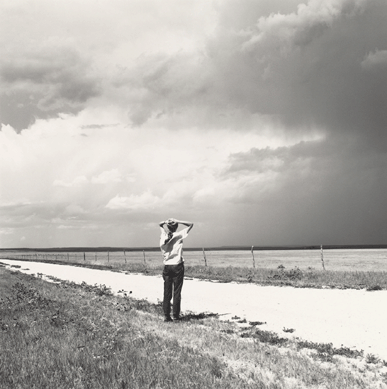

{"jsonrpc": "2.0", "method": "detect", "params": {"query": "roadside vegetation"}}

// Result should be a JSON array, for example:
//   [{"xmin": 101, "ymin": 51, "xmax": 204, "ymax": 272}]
[
  {"xmin": 184, "ymin": 264, "xmax": 387, "ymax": 290},
  {"xmin": 3, "ymin": 255, "xmax": 387, "ymax": 290},
  {"xmin": 1, "ymin": 266, "xmax": 387, "ymax": 388}
]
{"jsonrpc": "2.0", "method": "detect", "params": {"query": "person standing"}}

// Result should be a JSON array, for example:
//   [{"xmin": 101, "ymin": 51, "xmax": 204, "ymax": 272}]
[{"xmin": 159, "ymin": 218, "xmax": 194, "ymax": 322}]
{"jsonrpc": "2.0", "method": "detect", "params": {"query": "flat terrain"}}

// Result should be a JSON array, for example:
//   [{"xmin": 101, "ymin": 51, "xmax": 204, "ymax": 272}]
[
  {"xmin": 2, "ymin": 259, "xmax": 387, "ymax": 361},
  {"xmin": 2, "ymin": 248, "xmax": 387, "ymax": 290},
  {"xmin": 2, "ymin": 248, "xmax": 387, "ymax": 271},
  {"xmin": 1, "ymin": 265, "xmax": 387, "ymax": 389}
]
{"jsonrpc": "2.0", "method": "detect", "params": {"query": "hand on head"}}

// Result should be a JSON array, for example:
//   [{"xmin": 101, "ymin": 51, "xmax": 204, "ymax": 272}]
[
  {"xmin": 166, "ymin": 218, "xmax": 178, "ymax": 226},
  {"xmin": 164, "ymin": 218, "xmax": 178, "ymax": 233}
]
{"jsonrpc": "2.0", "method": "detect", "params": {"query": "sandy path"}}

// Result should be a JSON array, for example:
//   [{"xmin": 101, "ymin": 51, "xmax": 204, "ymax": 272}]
[{"xmin": 2, "ymin": 259, "xmax": 387, "ymax": 360}]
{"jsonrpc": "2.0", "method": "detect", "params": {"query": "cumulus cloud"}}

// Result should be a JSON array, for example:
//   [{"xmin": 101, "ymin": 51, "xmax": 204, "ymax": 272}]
[
  {"xmin": 106, "ymin": 191, "xmax": 160, "ymax": 211},
  {"xmin": 105, "ymin": 0, "xmax": 386, "ymax": 150},
  {"xmin": 0, "ymin": 45, "xmax": 101, "ymax": 131},
  {"xmin": 242, "ymin": 0, "xmax": 366, "ymax": 51},
  {"xmin": 91, "ymin": 169, "xmax": 123, "ymax": 184},
  {"xmin": 0, "ymin": 0, "xmax": 215, "ymax": 131}
]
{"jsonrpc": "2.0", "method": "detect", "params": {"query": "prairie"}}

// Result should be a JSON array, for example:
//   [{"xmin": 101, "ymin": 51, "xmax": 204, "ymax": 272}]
[
  {"xmin": 2, "ymin": 247, "xmax": 387, "ymax": 271},
  {"xmin": 2, "ymin": 248, "xmax": 387, "ymax": 289},
  {"xmin": 1, "ymin": 266, "xmax": 387, "ymax": 389}
]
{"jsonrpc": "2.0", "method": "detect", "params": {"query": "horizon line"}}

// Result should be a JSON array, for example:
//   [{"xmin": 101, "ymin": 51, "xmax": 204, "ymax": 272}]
[{"xmin": 1, "ymin": 244, "xmax": 387, "ymax": 252}]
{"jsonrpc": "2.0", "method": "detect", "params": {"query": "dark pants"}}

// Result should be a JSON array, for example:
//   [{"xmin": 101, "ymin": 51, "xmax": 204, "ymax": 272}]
[{"xmin": 162, "ymin": 263, "xmax": 184, "ymax": 319}]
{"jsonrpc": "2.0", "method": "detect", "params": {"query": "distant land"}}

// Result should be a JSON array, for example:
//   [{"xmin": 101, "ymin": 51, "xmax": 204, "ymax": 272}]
[{"xmin": 1, "ymin": 244, "xmax": 387, "ymax": 252}]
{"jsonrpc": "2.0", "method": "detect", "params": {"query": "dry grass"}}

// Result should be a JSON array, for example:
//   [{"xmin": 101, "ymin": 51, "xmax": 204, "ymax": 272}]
[
  {"xmin": 2, "ymin": 248, "xmax": 387, "ymax": 290},
  {"xmin": 1, "ymin": 266, "xmax": 387, "ymax": 389},
  {"xmin": 183, "ymin": 265, "xmax": 387, "ymax": 290}
]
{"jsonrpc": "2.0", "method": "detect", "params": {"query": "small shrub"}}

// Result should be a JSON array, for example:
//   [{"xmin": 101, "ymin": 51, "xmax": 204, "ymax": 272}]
[
  {"xmin": 366, "ymin": 354, "xmax": 380, "ymax": 364},
  {"xmin": 241, "ymin": 329, "xmax": 288, "ymax": 345},
  {"xmin": 366, "ymin": 285, "xmax": 383, "ymax": 291},
  {"xmin": 268, "ymin": 267, "xmax": 304, "ymax": 282},
  {"xmin": 297, "ymin": 340, "xmax": 363, "ymax": 360},
  {"xmin": 249, "ymin": 321, "xmax": 266, "ymax": 326}
]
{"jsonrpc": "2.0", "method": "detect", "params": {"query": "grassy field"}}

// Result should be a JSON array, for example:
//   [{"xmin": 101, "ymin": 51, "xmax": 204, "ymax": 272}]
[
  {"xmin": 1, "ymin": 265, "xmax": 387, "ymax": 389},
  {"xmin": 2, "ymin": 249, "xmax": 387, "ymax": 290},
  {"xmin": 2, "ymin": 247, "xmax": 387, "ymax": 272}
]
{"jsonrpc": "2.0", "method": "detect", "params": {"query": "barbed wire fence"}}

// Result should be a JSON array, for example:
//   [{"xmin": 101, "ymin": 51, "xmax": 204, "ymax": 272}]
[{"xmin": 0, "ymin": 246, "xmax": 329, "ymax": 270}]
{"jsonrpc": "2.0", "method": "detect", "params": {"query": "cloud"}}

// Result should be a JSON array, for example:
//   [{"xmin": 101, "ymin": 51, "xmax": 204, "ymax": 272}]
[
  {"xmin": 0, "ymin": 0, "xmax": 215, "ymax": 131},
  {"xmin": 242, "ymin": 0, "xmax": 366, "ymax": 51},
  {"xmin": 0, "ymin": 228, "xmax": 13, "ymax": 236},
  {"xmin": 0, "ymin": 45, "xmax": 101, "ymax": 131},
  {"xmin": 1, "ymin": 0, "xmax": 387, "ymax": 247},
  {"xmin": 53, "ymin": 176, "xmax": 88, "ymax": 188},
  {"xmin": 91, "ymin": 169, "xmax": 123, "ymax": 184},
  {"xmin": 220, "ymin": 136, "xmax": 387, "ymax": 245},
  {"xmin": 361, "ymin": 49, "xmax": 387, "ymax": 70},
  {"xmin": 106, "ymin": 191, "xmax": 160, "ymax": 211},
  {"xmin": 103, "ymin": 0, "xmax": 386, "ymax": 152},
  {"xmin": 64, "ymin": 204, "xmax": 86, "ymax": 216}
]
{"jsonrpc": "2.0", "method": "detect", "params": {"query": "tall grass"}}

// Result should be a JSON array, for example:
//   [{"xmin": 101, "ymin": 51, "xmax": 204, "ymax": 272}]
[{"xmin": 1, "ymin": 268, "xmax": 387, "ymax": 388}]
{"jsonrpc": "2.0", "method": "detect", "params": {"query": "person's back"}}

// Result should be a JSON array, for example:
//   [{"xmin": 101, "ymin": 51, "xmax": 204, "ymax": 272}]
[
  {"xmin": 159, "ymin": 218, "xmax": 194, "ymax": 321},
  {"xmin": 160, "ymin": 226, "xmax": 191, "ymax": 264}
]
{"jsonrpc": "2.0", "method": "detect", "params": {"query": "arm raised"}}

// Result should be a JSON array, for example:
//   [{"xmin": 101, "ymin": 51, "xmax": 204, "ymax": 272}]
[{"xmin": 175, "ymin": 220, "xmax": 194, "ymax": 233}]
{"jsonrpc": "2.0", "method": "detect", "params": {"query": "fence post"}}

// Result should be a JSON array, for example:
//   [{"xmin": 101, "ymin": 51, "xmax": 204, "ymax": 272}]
[
  {"xmin": 143, "ymin": 250, "xmax": 146, "ymax": 265},
  {"xmin": 202, "ymin": 248, "xmax": 207, "ymax": 267},
  {"xmin": 108, "ymin": 251, "xmax": 110, "ymax": 262},
  {"xmin": 251, "ymin": 246, "xmax": 255, "ymax": 269},
  {"xmin": 320, "ymin": 245, "xmax": 325, "ymax": 270},
  {"xmin": 84, "ymin": 252, "xmax": 86, "ymax": 261},
  {"xmin": 124, "ymin": 250, "xmax": 127, "ymax": 263}
]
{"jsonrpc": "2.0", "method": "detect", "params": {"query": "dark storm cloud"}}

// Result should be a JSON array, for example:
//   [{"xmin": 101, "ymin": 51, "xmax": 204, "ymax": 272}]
[
  {"xmin": 210, "ymin": 0, "xmax": 387, "ymax": 141},
  {"xmin": 222, "ymin": 136, "xmax": 387, "ymax": 245},
  {"xmin": 120, "ymin": 0, "xmax": 387, "ymax": 146},
  {"xmin": 99, "ymin": 0, "xmax": 387, "ymax": 246},
  {"xmin": 204, "ymin": 0, "xmax": 387, "ymax": 246},
  {"xmin": 0, "ymin": 47, "xmax": 101, "ymax": 131}
]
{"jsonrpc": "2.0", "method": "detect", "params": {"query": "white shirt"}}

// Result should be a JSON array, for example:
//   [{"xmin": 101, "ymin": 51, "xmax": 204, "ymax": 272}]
[{"xmin": 159, "ymin": 227, "xmax": 190, "ymax": 265}]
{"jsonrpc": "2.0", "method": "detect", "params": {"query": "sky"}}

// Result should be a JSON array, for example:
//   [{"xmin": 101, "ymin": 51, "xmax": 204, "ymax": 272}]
[{"xmin": 1, "ymin": 0, "xmax": 387, "ymax": 248}]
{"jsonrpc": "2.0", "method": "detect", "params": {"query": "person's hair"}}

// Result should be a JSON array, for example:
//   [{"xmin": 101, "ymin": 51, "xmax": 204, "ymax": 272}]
[{"xmin": 166, "ymin": 223, "xmax": 178, "ymax": 233}]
